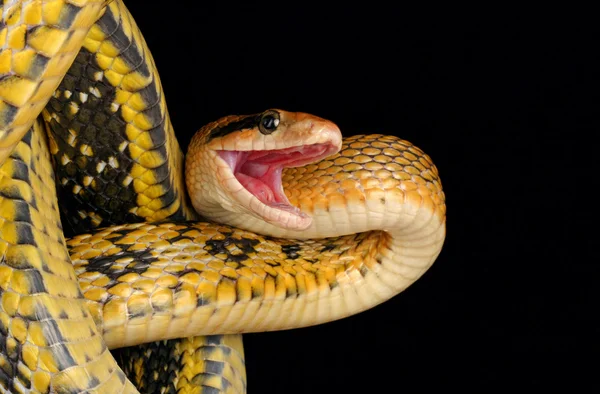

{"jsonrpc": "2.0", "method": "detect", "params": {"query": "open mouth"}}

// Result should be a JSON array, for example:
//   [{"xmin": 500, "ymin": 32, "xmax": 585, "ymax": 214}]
[{"xmin": 217, "ymin": 143, "xmax": 338, "ymax": 217}]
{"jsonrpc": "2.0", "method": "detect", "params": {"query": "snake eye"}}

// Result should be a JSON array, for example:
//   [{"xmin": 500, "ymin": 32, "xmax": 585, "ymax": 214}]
[{"xmin": 259, "ymin": 110, "xmax": 280, "ymax": 135}]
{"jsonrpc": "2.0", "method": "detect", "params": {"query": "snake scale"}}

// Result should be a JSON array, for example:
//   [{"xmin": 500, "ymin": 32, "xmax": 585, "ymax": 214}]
[{"xmin": 0, "ymin": 1, "xmax": 446, "ymax": 393}]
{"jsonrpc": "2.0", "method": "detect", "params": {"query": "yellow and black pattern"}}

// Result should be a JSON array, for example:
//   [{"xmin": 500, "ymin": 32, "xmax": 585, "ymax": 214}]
[
  {"xmin": 2, "ymin": 1, "xmax": 245, "ymax": 392},
  {"xmin": 0, "ymin": 0, "xmax": 106, "ymax": 165},
  {"xmin": 1, "ymin": 1, "xmax": 447, "ymax": 393},
  {"xmin": 114, "ymin": 335, "xmax": 246, "ymax": 394},
  {"xmin": 67, "ymin": 208, "xmax": 391, "ymax": 345},
  {"xmin": 42, "ymin": 0, "xmax": 194, "ymax": 234},
  {"xmin": 35, "ymin": 2, "xmax": 245, "ymax": 392},
  {"xmin": 0, "ymin": 120, "xmax": 135, "ymax": 393}
]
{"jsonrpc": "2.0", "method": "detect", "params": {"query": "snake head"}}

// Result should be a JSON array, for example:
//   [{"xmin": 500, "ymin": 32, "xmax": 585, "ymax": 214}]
[{"xmin": 186, "ymin": 109, "xmax": 342, "ymax": 231}]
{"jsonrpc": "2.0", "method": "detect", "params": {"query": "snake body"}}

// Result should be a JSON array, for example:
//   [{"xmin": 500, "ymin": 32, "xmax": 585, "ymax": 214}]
[{"xmin": 0, "ymin": 1, "xmax": 446, "ymax": 393}]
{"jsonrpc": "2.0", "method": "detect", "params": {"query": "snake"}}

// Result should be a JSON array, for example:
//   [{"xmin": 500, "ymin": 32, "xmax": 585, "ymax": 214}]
[{"xmin": 0, "ymin": 1, "xmax": 446, "ymax": 393}]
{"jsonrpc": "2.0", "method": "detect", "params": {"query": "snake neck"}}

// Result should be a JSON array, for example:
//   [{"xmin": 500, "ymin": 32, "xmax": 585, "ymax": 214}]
[
  {"xmin": 206, "ymin": 174, "xmax": 447, "ymax": 306},
  {"xmin": 185, "ymin": 131, "xmax": 447, "ymax": 304}
]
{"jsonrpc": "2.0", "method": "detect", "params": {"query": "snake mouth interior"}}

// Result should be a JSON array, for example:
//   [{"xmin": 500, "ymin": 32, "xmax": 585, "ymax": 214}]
[{"xmin": 217, "ymin": 143, "xmax": 337, "ymax": 216}]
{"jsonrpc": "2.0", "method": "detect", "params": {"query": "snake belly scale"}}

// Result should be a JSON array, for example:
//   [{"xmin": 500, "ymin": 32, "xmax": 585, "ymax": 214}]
[{"xmin": 0, "ymin": 1, "xmax": 446, "ymax": 393}]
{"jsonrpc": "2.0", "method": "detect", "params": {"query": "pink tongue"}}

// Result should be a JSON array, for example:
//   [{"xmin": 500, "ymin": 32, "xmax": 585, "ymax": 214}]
[
  {"xmin": 237, "ymin": 165, "xmax": 285, "ymax": 206},
  {"xmin": 236, "ymin": 173, "xmax": 275, "ymax": 203}
]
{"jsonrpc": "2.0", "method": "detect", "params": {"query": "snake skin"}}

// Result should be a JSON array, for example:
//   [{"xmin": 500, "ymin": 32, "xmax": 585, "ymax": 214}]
[{"xmin": 0, "ymin": 1, "xmax": 446, "ymax": 393}]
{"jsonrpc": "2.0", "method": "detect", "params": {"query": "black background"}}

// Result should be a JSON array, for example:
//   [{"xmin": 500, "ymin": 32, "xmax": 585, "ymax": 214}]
[{"xmin": 124, "ymin": 4, "xmax": 597, "ymax": 393}]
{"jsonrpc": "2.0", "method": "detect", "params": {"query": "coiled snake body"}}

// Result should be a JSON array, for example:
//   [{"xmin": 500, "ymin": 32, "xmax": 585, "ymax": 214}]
[{"xmin": 0, "ymin": 1, "xmax": 446, "ymax": 392}]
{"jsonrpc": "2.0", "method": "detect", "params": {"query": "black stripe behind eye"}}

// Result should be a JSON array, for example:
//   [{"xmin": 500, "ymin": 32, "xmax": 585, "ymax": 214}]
[{"xmin": 207, "ymin": 114, "xmax": 260, "ymax": 141}]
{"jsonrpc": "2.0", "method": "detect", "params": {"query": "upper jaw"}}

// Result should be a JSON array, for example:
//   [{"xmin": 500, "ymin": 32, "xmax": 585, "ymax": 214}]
[{"xmin": 208, "ymin": 112, "xmax": 343, "ymax": 153}]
